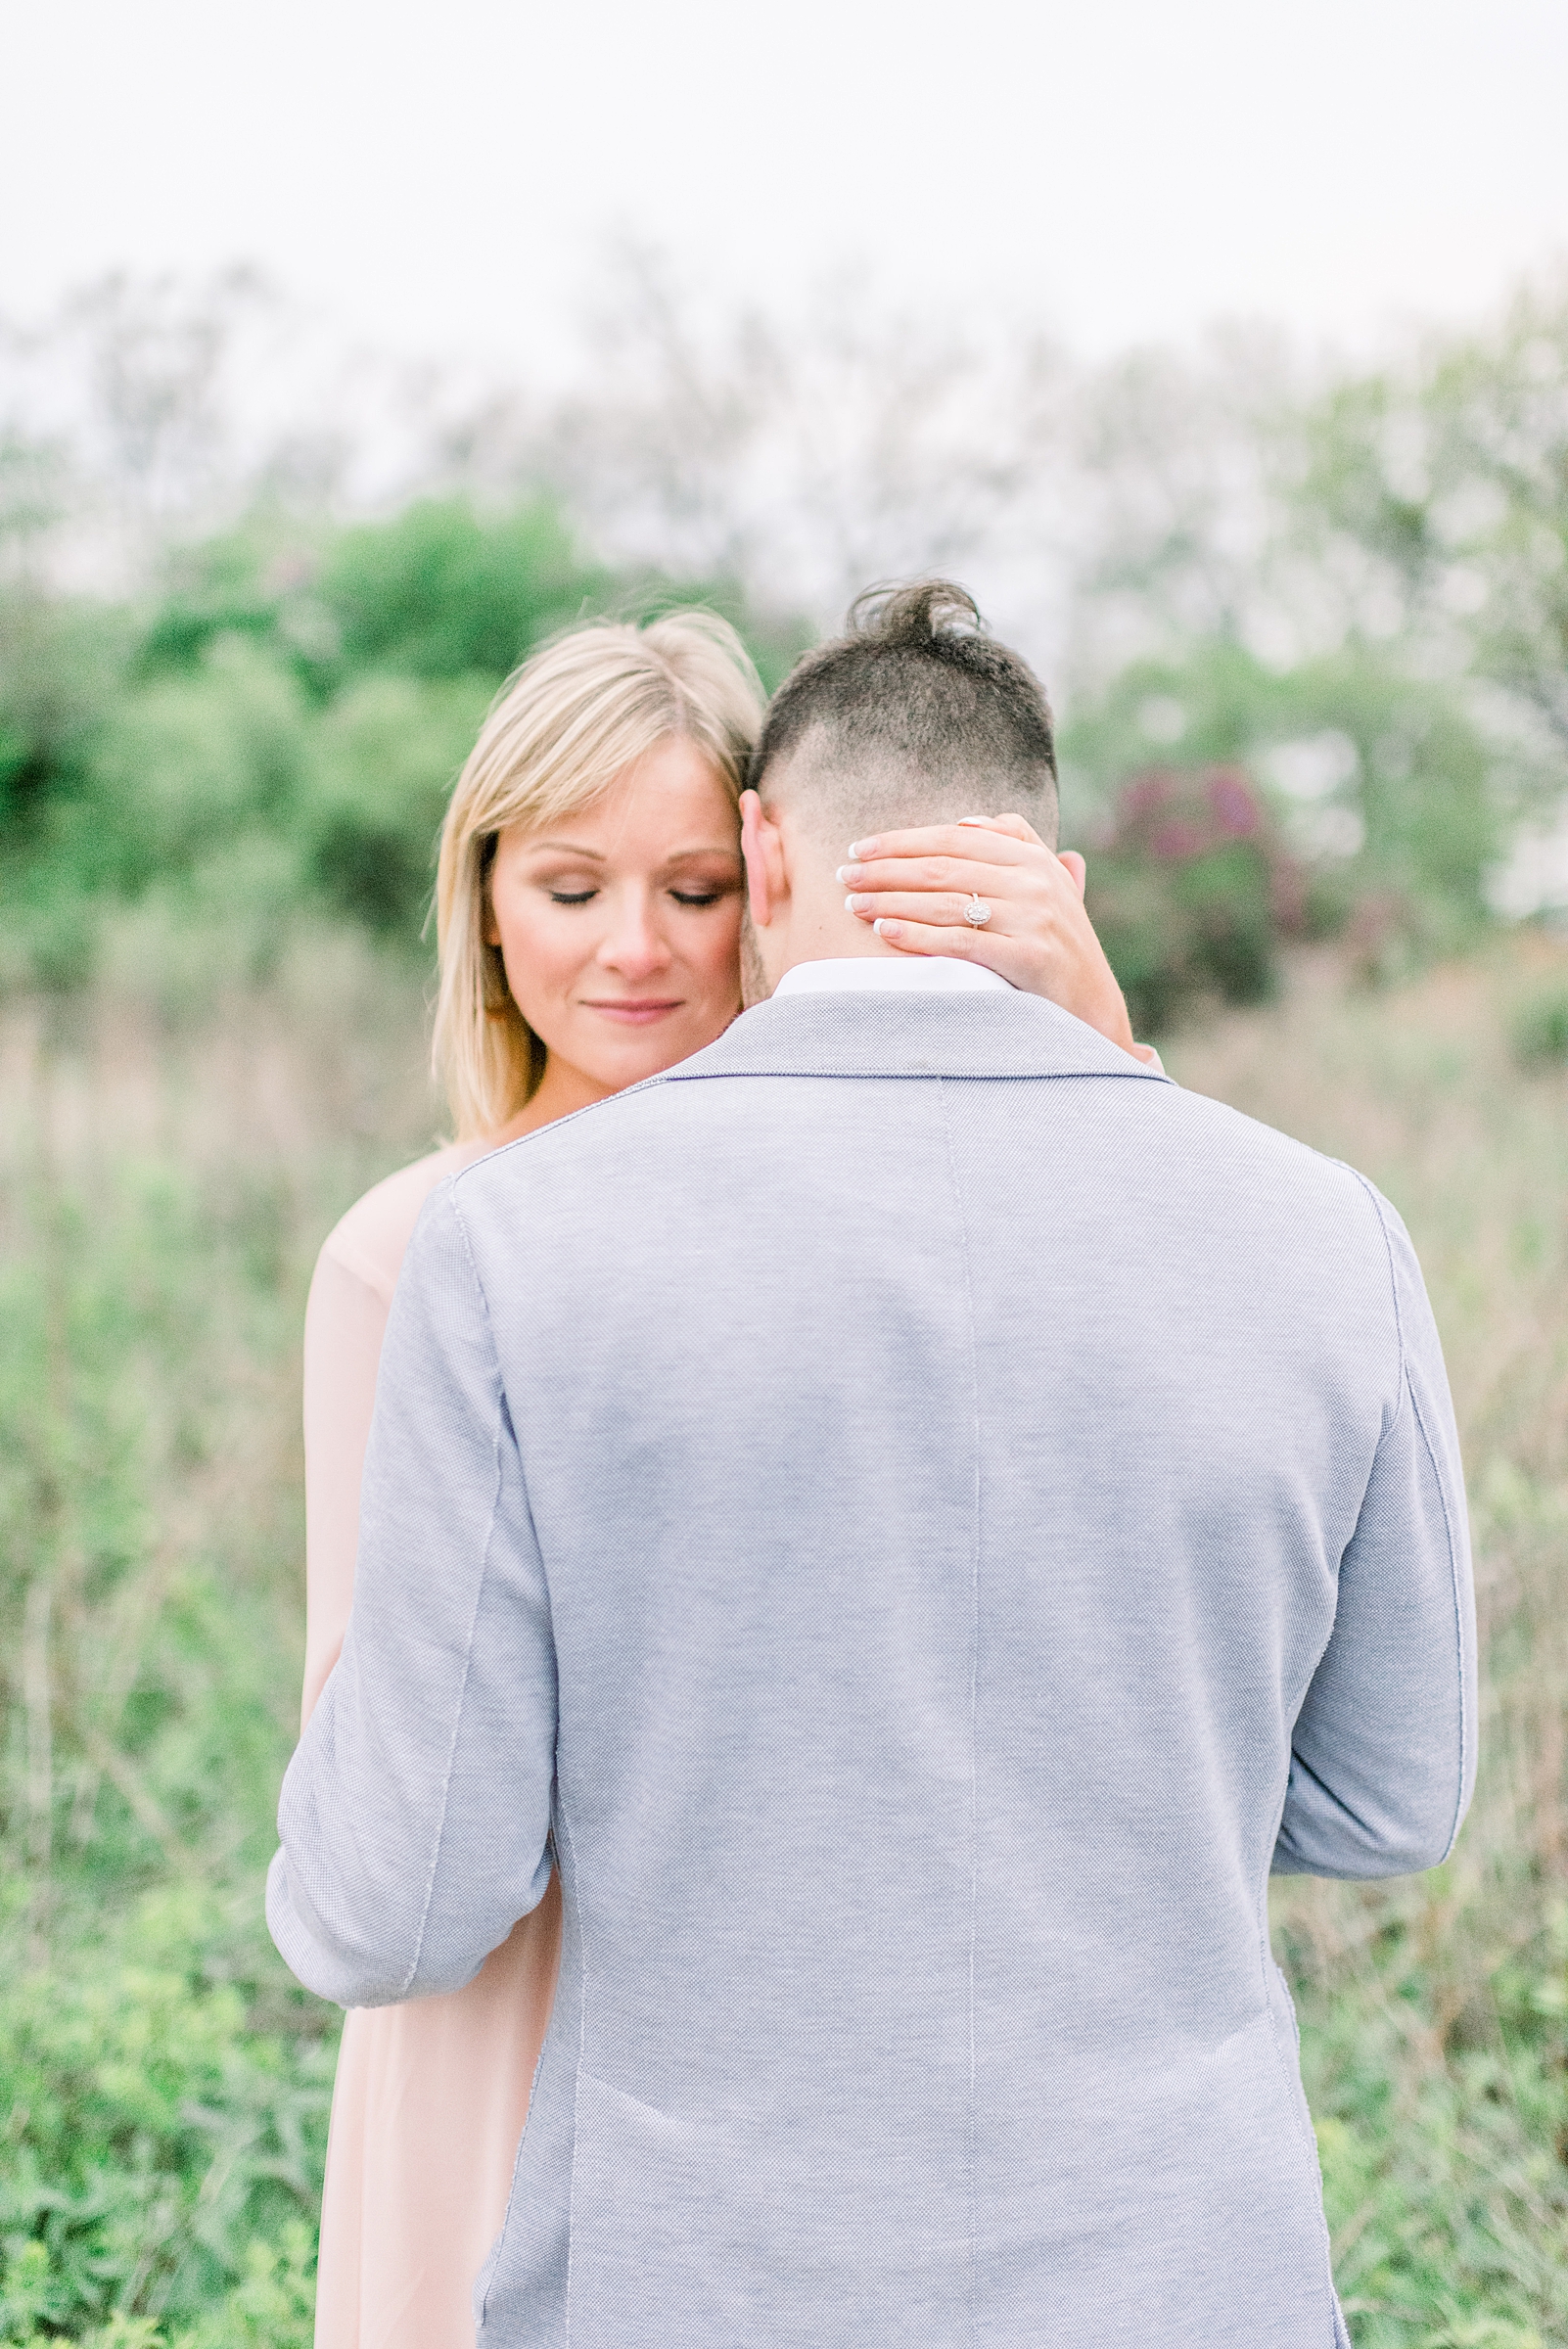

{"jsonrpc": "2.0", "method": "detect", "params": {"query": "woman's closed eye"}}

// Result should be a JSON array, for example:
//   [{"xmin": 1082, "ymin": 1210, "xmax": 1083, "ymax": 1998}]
[{"xmin": 545, "ymin": 883, "xmax": 732, "ymax": 908}]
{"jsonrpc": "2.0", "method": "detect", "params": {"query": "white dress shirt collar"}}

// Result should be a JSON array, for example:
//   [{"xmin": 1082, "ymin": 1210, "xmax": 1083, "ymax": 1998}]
[{"xmin": 771, "ymin": 956, "xmax": 1012, "ymax": 999}]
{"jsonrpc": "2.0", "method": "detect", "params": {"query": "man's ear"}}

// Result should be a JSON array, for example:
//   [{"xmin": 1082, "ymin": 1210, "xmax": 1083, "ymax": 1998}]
[
  {"xmin": 1057, "ymin": 850, "xmax": 1087, "ymax": 900},
  {"xmin": 739, "ymin": 790, "xmax": 787, "ymax": 928}
]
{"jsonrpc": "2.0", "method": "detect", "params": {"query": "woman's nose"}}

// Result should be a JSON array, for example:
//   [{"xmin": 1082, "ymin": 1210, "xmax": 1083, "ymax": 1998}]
[{"xmin": 596, "ymin": 896, "xmax": 671, "ymax": 978}]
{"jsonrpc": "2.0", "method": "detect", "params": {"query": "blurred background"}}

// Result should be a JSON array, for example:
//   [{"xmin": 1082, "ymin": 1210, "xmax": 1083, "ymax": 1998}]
[{"xmin": 2, "ymin": 4, "xmax": 1567, "ymax": 2342}]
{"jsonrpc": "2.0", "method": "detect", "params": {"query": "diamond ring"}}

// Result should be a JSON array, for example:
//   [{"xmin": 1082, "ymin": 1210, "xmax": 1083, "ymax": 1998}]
[{"xmin": 964, "ymin": 894, "xmax": 992, "ymax": 928}]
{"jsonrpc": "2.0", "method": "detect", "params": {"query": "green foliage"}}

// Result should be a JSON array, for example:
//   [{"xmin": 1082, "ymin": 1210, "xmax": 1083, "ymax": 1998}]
[
  {"xmin": 0, "ymin": 2227, "xmax": 316, "ymax": 2349},
  {"xmin": 88, "ymin": 644, "xmax": 312, "ymax": 896},
  {"xmin": 0, "ymin": 598, "xmax": 130, "ymax": 844},
  {"xmin": 316, "ymin": 498, "xmax": 599, "ymax": 684},
  {"xmin": 306, "ymin": 671, "xmax": 494, "ymax": 935},
  {"xmin": 0, "ymin": 495, "xmax": 793, "ymax": 994},
  {"xmin": 1294, "ymin": 276, "xmax": 1568, "ymax": 760},
  {"xmin": 0, "ymin": 1903, "xmax": 330, "ymax": 2340},
  {"xmin": 0, "ymin": 595, "xmax": 137, "ymax": 990},
  {"xmin": 1511, "ymin": 988, "xmax": 1568, "ymax": 1070},
  {"xmin": 176, "ymin": 2230, "xmax": 316, "ymax": 2349},
  {"xmin": 131, "ymin": 520, "xmax": 321, "ymax": 691},
  {"xmin": 1306, "ymin": 1928, "xmax": 1568, "ymax": 2347},
  {"xmin": 133, "ymin": 500, "xmax": 606, "ymax": 701}
]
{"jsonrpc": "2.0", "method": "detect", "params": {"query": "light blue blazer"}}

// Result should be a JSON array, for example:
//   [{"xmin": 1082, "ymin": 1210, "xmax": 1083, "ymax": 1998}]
[{"xmin": 269, "ymin": 989, "xmax": 1475, "ymax": 2348}]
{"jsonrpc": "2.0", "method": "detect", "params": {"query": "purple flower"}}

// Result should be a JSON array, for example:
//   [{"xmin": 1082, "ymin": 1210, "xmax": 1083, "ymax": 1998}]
[
  {"xmin": 1208, "ymin": 769, "xmax": 1262, "ymax": 838},
  {"xmin": 1150, "ymin": 820, "xmax": 1208, "ymax": 862},
  {"xmin": 1119, "ymin": 770, "xmax": 1178, "ymax": 827}
]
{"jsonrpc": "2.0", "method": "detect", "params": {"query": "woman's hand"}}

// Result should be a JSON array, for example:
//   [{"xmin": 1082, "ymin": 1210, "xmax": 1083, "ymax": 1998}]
[{"xmin": 838, "ymin": 812, "xmax": 1157, "ymax": 1061}]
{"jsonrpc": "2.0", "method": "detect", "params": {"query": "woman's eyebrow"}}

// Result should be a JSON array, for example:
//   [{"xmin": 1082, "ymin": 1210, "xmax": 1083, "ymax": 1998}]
[{"xmin": 523, "ymin": 840, "xmax": 741, "ymax": 864}]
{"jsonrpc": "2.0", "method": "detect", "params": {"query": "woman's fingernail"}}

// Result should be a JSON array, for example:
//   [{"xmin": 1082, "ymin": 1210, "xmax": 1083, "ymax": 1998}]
[
  {"xmin": 836, "ymin": 864, "xmax": 864, "ymax": 885},
  {"xmin": 874, "ymin": 918, "xmax": 899, "ymax": 940},
  {"xmin": 850, "ymin": 838, "xmax": 880, "ymax": 858},
  {"xmin": 846, "ymin": 894, "xmax": 871, "ymax": 914}
]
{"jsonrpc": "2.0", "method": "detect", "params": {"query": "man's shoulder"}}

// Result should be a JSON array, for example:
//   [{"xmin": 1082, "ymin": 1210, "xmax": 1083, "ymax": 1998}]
[
  {"xmin": 442, "ymin": 1004, "xmax": 1374, "ymax": 1226},
  {"xmin": 438, "ymin": 1015, "xmax": 1400, "ymax": 1377},
  {"xmin": 448, "ymin": 1080, "xmax": 671, "ymax": 1199},
  {"xmin": 1142, "ymin": 1073, "xmax": 1371, "ymax": 1193}
]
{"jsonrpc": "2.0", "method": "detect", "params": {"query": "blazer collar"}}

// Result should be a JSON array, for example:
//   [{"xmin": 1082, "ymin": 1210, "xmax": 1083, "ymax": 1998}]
[{"xmin": 658, "ymin": 990, "xmax": 1169, "ymax": 1085}]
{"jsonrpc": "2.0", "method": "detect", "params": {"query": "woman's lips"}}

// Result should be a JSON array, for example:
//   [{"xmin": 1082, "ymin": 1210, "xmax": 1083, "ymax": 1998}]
[{"xmin": 583, "ymin": 998, "xmax": 684, "ymax": 1026}]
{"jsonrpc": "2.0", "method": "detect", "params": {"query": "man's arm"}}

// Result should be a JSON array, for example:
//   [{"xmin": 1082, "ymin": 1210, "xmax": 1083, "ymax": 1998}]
[
  {"xmin": 266, "ymin": 1179, "xmax": 557, "ymax": 2006},
  {"xmin": 1273, "ymin": 1190, "xmax": 1477, "ymax": 1878}
]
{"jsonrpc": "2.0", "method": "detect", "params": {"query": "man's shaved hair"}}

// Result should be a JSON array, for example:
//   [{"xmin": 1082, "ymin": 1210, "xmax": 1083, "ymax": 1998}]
[{"xmin": 749, "ymin": 579, "xmax": 1058, "ymax": 845}]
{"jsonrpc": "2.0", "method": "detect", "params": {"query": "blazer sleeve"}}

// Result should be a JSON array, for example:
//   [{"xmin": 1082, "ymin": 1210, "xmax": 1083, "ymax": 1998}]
[
  {"xmin": 1272, "ymin": 1188, "xmax": 1477, "ymax": 1878},
  {"xmin": 266, "ymin": 1179, "xmax": 557, "ymax": 2006},
  {"xmin": 299, "ymin": 1240, "xmax": 390, "ymax": 1731}
]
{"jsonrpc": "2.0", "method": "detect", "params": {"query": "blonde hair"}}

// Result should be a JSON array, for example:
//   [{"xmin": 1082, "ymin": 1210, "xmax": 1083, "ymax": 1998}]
[{"xmin": 433, "ymin": 611, "xmax": 764, "ymax": 1138}]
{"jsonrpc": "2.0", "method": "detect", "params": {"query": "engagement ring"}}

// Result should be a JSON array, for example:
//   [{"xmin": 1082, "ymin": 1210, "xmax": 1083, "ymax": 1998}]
[{"xmin": 964, "ymin": 895, "xmax": 992, "ymax": 927}]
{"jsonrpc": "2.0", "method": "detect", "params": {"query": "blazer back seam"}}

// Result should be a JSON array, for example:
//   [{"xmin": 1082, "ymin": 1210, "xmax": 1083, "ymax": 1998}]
[{"xmin": 936, "ymin": 1075, "xmax": 983, "ymax": 2349}]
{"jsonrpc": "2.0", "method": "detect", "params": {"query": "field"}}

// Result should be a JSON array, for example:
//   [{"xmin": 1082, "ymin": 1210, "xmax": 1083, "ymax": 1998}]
[
  {"xmin": 2, "ymin": 919, "xmax": 1567, "ymax": 2346},
  {"xmin": 1174, "ymin": 936, "xmax": 1568, "ymax": 2344}
]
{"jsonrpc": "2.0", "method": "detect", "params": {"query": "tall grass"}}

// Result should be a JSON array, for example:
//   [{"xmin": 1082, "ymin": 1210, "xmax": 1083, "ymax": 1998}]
[
  {"xmin": 2, "ymin": 922, "xmax": 1566, "ymax": 2344},
  {"xmin": 1171, "ymin": 934, "xmax": 1568, "ymax": 2346},
  {"xmin": 0, "ymin": 920, "xmax": 437, "ymax": 2346}
]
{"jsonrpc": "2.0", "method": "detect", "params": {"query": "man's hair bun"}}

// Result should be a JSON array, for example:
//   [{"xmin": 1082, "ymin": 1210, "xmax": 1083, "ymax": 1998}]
[{"xmin": 846, "ymin": 579, "xmax": 986, "ymax": 650}]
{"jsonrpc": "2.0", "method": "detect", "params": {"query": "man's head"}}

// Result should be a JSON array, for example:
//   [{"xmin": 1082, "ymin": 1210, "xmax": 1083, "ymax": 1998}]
[{"xmin": 739, "ymin": 579, "xmax": 1059, "ymax": 994}]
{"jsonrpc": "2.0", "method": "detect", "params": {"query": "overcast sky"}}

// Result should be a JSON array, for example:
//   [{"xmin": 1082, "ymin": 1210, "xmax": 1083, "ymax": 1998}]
[{"xmin": 5, "ymin": 0, "xmax": 1566, "ymax": 369}]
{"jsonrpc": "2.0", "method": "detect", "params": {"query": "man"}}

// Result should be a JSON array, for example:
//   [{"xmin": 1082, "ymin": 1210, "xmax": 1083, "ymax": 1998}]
[{"xmin": 269, "ymin": 581, "xmax": 1474, "ymax": 2346}]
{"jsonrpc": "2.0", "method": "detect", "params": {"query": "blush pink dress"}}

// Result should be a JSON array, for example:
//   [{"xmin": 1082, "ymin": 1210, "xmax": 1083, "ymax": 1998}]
[{"xmin": 301, "ymin": 1142, "xmax": 564, "ymax": 2349}]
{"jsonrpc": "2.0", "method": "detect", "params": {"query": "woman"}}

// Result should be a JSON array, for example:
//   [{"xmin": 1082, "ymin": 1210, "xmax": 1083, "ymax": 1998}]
[{"xmin": 301, "ymin": 608, "xmax": 1149, "ymax": 2349}]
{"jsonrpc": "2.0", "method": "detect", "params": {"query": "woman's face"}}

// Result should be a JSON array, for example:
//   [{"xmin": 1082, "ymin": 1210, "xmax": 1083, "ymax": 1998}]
[{"xmin": 486, "ymin": 737, "xmax": 745, "ymax": 1109}]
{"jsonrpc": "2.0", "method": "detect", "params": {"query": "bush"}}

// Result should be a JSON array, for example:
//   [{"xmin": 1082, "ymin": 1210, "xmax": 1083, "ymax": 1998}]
[
  {"xmin": 0, "ymin": 597, "xmax": 130, "ymax": 847},
  {"xmin": 0, "ymin": 2230, "xmax": 316, "ymax": 2349},
  {"xmin": 0, "ymin": 595, "xmax": 137, "ymax": 990},
  {"xmin": 133, "ymin": 499, "xmax": 603, "ymax": 701},
  {"xmin": 316, "ymin": 498, "xmax": 601, "ymax": 684},
  {"xmin": 305, "ymin": 672, "xmax": 495, "ymax": 936},
  {"xmin": 1085, "ymin": 764, "xmax": 1305, "ymax": 1034},
  {"xmin": 0, "ymin": 1904, "xmax": 332, "ymax": 2342},
  {"xmin": 82, "ymin": 643, "xmax": 312, "ymax": 898},
  {"xmin": 1062, "ymin": 638, "xmax": 1507, "ymax": 989}
]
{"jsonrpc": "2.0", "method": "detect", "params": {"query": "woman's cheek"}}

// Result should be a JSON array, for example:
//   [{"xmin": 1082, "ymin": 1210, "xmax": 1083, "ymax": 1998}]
[
  {"xmin": 703, "ymin": 900, "xmax": 746, "ymax": 990},
  {"xmin": 498, "ymin": 908, "xmax": 580, "ymax": 1029}
]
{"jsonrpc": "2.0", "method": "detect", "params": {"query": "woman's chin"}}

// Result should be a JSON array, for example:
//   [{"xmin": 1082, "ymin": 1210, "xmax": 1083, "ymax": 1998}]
[{"xmin": 579, "ymin": 1017, "xmax": 730, "ymax": 1090}]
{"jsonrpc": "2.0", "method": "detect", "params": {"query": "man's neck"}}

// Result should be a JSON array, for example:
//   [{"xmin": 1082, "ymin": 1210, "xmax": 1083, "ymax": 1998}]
[
  {"xmin": 761, "ymin": 879, "xmax": 906, "ymax": 992},
  {"xmin": 775, "ymin": 931, "xmax": 903, "ymax": 981}
]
